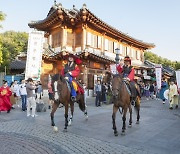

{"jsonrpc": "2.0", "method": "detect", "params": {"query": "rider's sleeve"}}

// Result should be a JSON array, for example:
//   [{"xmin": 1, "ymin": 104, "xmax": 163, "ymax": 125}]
[
  {"xmin": 70, "ymin": 66, "xmax": 80, "ymax": 77},
  {"xmin": 116, "ymin": 64, "xmax": 123, "ymax": 73},
  {"xmin": 60, "ymin": 69, "xmax": 65, "ymax": 76},
  {"xmin": 128, "ymin": 68, "xmax": 135, "ymax": 81}
]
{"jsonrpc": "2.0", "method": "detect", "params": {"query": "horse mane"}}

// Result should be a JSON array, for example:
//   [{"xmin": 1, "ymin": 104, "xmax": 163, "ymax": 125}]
[{"xmin": 52, "ymin": 74, "xmax": 66, "ymax": 83}]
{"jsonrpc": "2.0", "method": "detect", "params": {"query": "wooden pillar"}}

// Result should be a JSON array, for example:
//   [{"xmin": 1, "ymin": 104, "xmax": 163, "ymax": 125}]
[
  {"xmin": 49, "ymin": 35, "xmax": 52, "ymax": 46},
  {"xmin": 101, "ymin": 33, "xmax": 105, "ymax": 52},
  {"xmin": 62, "ymin": 26, "xmax": 67, "ymax": 48},
  {"xmin": 83, "ymin": 65, "xmax": 88, "ymax": 87},
  {"xmin": 81, "ymin": 25, "xmax": 87, "ymax": 51}
]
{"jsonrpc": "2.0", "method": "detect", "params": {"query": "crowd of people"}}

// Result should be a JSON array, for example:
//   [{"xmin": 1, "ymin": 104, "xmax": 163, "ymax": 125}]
[
  {"xmin": 138, "ymin": 78, "xmax": 180, "ymax": 109},
  {"xmin": 0, "ymin": 79, "xmax": 43, "ymax": 117}
]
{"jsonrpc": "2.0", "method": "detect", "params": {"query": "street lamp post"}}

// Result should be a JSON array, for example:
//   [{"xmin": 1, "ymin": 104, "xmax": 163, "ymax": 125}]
[{"xmin": 115, "ymin": 48, "xmax": 120, "ymax": 74}]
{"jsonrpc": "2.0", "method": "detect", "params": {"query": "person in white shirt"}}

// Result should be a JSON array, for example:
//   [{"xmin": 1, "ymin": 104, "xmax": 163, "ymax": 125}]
[
  {"xmin": 168, "ymin": 79, "xmax": 179, "ymax": 109},
  {"xmin": 13, "ymin": 80, "xmax": 20, "ymax": 107},
  {"xmin": 19, "ymin": 79, "xmax": 27, "ymax": 111}
]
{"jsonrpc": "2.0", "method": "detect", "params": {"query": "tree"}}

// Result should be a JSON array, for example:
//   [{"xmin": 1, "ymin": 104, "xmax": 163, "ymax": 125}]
[
  {"xmin": 144, "ymin": 51, "xmax": 180, "ymax": 70},
  {"xmin": 0, "ymin": 11, "xmax": 6, "ymax": 65},
  {"xmin": 0, "ymin": 11, "xmax": 6, "ymax": 28},
  {"xmin": 0, "ymin": 31, "xmax": 28, "ymax": 72}
]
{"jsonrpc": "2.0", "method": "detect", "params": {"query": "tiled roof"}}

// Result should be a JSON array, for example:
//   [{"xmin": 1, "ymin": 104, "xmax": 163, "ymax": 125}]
[
  {"xmin": 10, "ymin": 60, "xmax": 26, "ymax": 70},
  {"xmin": 76, "ymin": 50, "xmax": 115, "ymax": 63},
  {"xmin": 144, "ymin": 60, "xmax": 175, "ymax": 76},
  {"xmin": 28, "ymin": 3, "xmax": 154, "ymax": 49}
]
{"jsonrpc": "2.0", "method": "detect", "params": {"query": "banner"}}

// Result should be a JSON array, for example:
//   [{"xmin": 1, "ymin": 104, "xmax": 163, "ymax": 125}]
[
  {"xmin": 176, "ymin": 70, "xmax": 180, "ymax": 88},
  {"xmin": 110, "ymin": 64, "xmax": 117, "ymax": 74},
  {"xmin": 25, "ymin": 30, "xmax": 44, "ymax": 80},
  {"xmin": 155, "ymin": 64, "xmax": 162, "ymax": 89}
]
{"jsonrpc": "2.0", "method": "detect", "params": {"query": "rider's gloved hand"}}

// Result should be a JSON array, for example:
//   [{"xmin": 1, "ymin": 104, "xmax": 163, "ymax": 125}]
[
  {"xmin": 126, "ymin": 78, "xmax": 130, "ymax": 81},
  {"xmin": 65, "ymin": 77, "xmax": 69, "ymax": 81}
]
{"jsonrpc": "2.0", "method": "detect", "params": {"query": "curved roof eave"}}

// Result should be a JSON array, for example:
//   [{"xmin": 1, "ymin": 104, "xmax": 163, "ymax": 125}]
[{"xmin": 83, "ymin": 8, "xmax": 155, "ymax": 49}]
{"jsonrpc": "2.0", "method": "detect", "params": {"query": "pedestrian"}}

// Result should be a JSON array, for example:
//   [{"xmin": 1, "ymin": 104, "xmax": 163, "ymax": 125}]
[
  {"xmin": 10, "ymin": 82, "xmax": 16, "ymax": 109},
  {"xmin": 149, "ymin": 83, "xmax": 155, "ymax": 99},
  {"xmin": 26, "ymin": 78, "xmax": 37, "ymax": 117},
  {"xmin": 159, "ymin": 78, "xmax": 168, "ymax": 104},
  {"xmin": 19, "ymin": 79, "xmax": 27, "ymax": 111},
  {"xmin": 13, "ymin": 80, "xmax": 20, "ymax": 107},
  {"xmin": 94, "ymin": 80, "xmax": 102, "ymax": 107},
  {"xmin": 168, "ymin": 79, "xmax": 179, "ymax": 109},
  {"xmin": 36, "ymin": 81, "xmax": 43, "ymax": 103},
  {"xmin": 0, "ymin": 80, "xmax": 12, "ymax": 113},
  {"xmin": 144, "ymin": 83, "xmax": 150, "ymax": 100},
  {"xmin": 101, "ymin": 82, "xmax": 107, "ymax": 104}
]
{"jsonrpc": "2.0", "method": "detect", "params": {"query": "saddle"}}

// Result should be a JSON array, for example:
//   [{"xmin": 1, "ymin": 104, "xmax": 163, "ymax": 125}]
[
  {"xmin": 66, "ymin": 80, "xmax": 84, "ymax": 95},
  {"xmin": 123, "ymin": 80, "xmax": 141, "ymax": 98}
]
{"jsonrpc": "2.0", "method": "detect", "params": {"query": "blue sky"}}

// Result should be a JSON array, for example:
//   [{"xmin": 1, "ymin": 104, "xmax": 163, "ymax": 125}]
[{"xmin": 0, "ymin": 0, "xmax": 180, "ymax": 61}]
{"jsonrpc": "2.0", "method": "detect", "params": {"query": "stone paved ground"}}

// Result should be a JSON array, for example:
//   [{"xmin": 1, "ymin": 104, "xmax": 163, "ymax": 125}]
[{"xmin": 0, "ymin": 97, "xmax": 180, "ymax": 154}]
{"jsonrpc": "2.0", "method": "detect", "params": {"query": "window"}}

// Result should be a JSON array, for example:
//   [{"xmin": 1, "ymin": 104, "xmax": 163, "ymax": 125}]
[
  {"xmin": 113, "ymin": 42, "xmax": 117, "ymax": 53},
  {"xmin": 52, "ymin": 31, "xmax": 61, "ymax": 48},
  {"xmin": 108, "ymin": 40, "xmax": 113, "ymax": 52},
  {"xmin": 104, "ymin": 39, "xmax": 108, "ymax": 50},
  {"xmin": 97, "ymin": 36, "xmax": 101, "ymax": 48},
  {"xmin": 75, "ymin": 33, "xmax": 82, "ymax": 46},
  {"xmin": 87, "ymin": 32, "xmax": 91, "ymax": 46},
  {"xmin": 67, "ymin": 32, "xmax": 73, "ymax": 46}
]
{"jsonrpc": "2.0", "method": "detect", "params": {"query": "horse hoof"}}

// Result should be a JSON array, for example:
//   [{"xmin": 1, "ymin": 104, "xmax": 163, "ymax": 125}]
[
  {"xmin": 121, "ymin": 131, "xmax": 125, "ymax": 135},
  {"xmin": 85, "ymin": 115, "xmax": 88, "ymax": 120},
  {"xmin": 128, "ymin": 124, "xmax": 132, "ymax": 128},
  {"xmin": 114, "ymin": 131, "xmax": 118, "ymax": 136},
  {"xmin": 53, "ymin": 126, "xmax": 58, "ymax": 132},
  {"xmin": 63, "ymin": 128, "xmax": 67, "ymax": 132},
  {"xmin": 68, "ymin": 121, "xmax": 72, "ymax": 126},
  {"xmin": 136, "ymin": 121, "xmax": 140, "ymax": 124}
]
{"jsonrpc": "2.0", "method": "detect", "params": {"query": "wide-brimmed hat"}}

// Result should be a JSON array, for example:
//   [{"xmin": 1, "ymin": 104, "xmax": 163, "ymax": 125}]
[
  {"xmin": 169, "ymin": 78, "xmax": 175, "ymax": 82},
  {"xmin": 124, "ymin": 56, "xmax": 131, "ymax": 64},
  {"xmin": 3, "ymin": 80, "xmax": 7, "ymax": 84},
  {"xmin": 27, "ymin": 78, "xmax": 33, "ymax": 82},
  {"xmin": 63, "ymin": 53, "xmax": 82, "ymax": 65}
]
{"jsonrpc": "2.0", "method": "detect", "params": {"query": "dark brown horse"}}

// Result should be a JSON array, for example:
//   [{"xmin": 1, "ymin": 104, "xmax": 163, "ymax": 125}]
[
  {"xmin": 106, "ymin": 73, "xmax": 140, "ymax": 136},
  {"xmin": 50, "ymin": 74, "xmax": 88, "ymax": 132}
]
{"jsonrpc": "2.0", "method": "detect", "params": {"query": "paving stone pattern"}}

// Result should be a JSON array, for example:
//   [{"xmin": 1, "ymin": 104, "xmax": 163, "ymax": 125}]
[
  {"xmin": 0, "ymin": 97, "xmax": 179, "ymax": 154},
  {"xmin": 0, "ymin": 119, "xmax": 150, "ymax": 154}
]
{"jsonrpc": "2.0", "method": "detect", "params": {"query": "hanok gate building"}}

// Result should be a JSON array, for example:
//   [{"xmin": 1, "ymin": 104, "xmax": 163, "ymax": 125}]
[{"xmin": 29, "ymin": 3, "xmax": 154, "ymax": 93}]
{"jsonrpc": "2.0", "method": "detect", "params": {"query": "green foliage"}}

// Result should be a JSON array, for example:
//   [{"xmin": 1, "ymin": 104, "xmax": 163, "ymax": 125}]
[
  {"xmin": 0, "ymin": 43, "xmax": 3, "ymax": 64},
  {"xmin": 0, "ymin": 11, "xmax": 6, "ymax": 28},
  {"xmin": 0, "ymin": 31, "xmax": 28, "ymax": 71},
  {"xmin": 144, "ymin": 51, "xmax": 180, "ymax": 70}
]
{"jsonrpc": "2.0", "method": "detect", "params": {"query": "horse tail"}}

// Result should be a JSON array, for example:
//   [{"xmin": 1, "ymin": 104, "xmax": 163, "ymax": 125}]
[{"xmin": 78, "ymin": 94, "xmax": 85, "ymax": 112}]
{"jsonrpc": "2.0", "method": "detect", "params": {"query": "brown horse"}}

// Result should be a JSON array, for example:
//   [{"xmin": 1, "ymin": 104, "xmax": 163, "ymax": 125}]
[
  {"xmin": 106, "ymin": 73, "xmax": 140, "ymax": 136},
  {"xmin": 50, "ymin": 74, "xmax": 88, "ymax": 132}
]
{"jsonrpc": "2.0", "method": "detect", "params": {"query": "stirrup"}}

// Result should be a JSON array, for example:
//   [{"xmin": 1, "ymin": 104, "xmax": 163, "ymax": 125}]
[{"xmin": 71, "ymin": 96, "xmax": 76, "ymax": 102}]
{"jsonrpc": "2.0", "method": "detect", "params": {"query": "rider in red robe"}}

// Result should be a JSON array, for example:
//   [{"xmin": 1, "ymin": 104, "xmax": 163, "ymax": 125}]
[
  {"xmin": 116, "ymin": 56, "xmax": 135, "ymax": 81},
  {"xmin": 116, "ymin": 56, "xmax": 141, "ymax": 102},
  {"xmin": 0, "ymin": 80, "xmax": 12, "ymax": 113},
  {"xmin": 61, "ymin": 53, "xmax": 82, "ymax": 102}
]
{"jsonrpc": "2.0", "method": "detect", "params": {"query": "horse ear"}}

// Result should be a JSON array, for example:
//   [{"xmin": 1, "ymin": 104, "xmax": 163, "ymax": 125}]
[{"xmin": 59, "ymin": 75, "xmax": 63, "ymax": 81}]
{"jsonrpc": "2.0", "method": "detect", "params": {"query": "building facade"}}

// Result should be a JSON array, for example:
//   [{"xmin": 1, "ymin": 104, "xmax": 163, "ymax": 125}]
[{"xmin": 29, "ymin": 3, "xmax": 155, "ymax": 91}]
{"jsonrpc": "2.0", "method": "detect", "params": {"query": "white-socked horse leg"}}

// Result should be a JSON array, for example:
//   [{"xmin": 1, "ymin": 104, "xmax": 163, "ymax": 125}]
[{"xmin": 68, "ymin": 115, "xmax": 73, "ymax": 126}]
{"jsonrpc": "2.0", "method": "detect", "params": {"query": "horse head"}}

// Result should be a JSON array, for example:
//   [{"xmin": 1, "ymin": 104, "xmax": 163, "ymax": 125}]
[{"xmin": 112, "ymin": 74, "xmax": 123, "ymax": 100}]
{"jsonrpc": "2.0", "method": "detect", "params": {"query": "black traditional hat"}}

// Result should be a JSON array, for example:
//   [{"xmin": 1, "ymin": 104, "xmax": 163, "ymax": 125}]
[
  {"xmin": 27, "ymin": 78, "xmax": 33, "ymax": 82},
  {"xmin": 124, "ymin": 56, "xmax": 131, "ymax": 64},
  {"xmin": 63, "ymin": 52, "xmax": 82, "ymax": 64}
]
